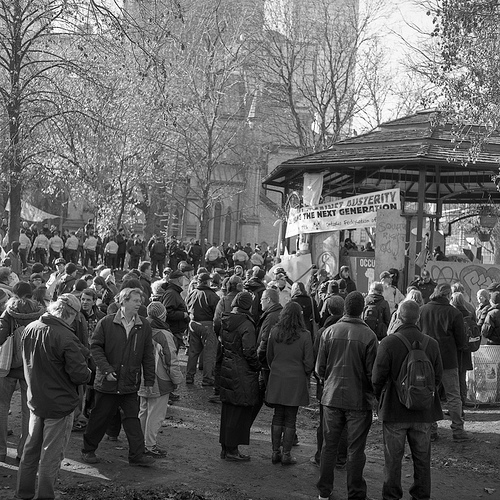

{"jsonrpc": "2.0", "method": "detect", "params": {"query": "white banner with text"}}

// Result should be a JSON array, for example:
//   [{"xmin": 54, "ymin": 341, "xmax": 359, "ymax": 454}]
[{"xmin": 285, "ymin": 188, "xmax": 401, "ymax": 238}]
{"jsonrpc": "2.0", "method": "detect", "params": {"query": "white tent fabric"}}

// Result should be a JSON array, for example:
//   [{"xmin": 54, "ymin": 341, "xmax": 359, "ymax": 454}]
[{"xmin": 5, "ymin": 200, "xmax": 59, "ymax": 222}]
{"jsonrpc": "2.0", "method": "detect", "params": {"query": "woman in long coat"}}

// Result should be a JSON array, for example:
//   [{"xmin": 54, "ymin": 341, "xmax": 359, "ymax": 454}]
[
  {"xmin": 265, "ymin": 301, "xmax": 314, "ymax": 465},
  {"xmin": 219, "ymin": 291, "xmax": 261, "ymax": 461}
]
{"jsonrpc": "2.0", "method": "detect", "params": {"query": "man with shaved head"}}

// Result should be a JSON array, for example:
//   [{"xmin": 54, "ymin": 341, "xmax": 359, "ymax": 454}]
[{"xmin": 372, "ymin": 300, "xmax": 443, "ymax": 500}]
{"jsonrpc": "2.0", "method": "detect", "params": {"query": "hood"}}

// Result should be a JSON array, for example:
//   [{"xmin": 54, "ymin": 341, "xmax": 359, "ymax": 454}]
[
  {"xmin": 5, "ymin": 297, "xmax": 45, "ymax": 320},
  {"xmin": 365, "ymin": 293, "xmax": 385, "ymax": 306},
  {"xmin": 245, "ymin": 278, "xmax": 265, "ymax": 292},
  {"xmin": 221, "ymin": 310, "xmax": 253, "ymax": 331},
  {"xmin": 60, "ymin": 274, "xmax": 76, "ymax": 285}
]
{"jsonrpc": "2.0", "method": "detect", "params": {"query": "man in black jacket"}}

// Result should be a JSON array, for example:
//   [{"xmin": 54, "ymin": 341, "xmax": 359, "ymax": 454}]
[
  {"xmin": 315, "ymin": 291, "xmax": 377, "ymax": 500},
  {"xmin": 419, "ymin": 283, "xmax": 471, "ymax": 442},
  {"xmin": 162, "ymin": 270, "xmax": 190, "ymax": 351},
  {"xmin": 81, "ymin": 287, "xmax": 155, "ymax": 467},
  {"xmin": 372, "ymin": 300, "xmax": 443, "ymax": 500},
  {"xmin": 185, "ymin": 273, "xmax": 220, "ymax": 386}
]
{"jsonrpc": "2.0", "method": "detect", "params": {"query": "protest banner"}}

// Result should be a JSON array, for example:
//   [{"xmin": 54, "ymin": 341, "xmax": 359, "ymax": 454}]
[{"xmin": 285, "ymin": 188, "xmax": 401, "ymax": 238}]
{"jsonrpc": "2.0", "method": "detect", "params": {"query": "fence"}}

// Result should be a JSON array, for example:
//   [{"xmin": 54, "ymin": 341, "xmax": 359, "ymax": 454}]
[{"xmin": 467, "ymin": 345, "xmax": 500, "ymax": 405}]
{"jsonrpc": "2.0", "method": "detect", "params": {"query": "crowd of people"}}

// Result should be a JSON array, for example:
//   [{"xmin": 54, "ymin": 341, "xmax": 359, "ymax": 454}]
[{"xmin": 0, "ymin": 221, "xmax": 497, "ymax": 500}]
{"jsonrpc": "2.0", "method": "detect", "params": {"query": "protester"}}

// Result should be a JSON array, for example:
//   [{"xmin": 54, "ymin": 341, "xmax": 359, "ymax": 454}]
[
  {"xmin": 138, "ymin": 302, "xmax": 183, "ymax": 458},
  {"xmin": 265, "ymin": 302, "xmax": 314, "ymax": 465},
  {"xmin": 372, "ymin": 300, "xmax": 443, "ymax": 500},
  {"xmin": 218, "ymin": 291, "xmax": 260, "ymax": 462},
  {"xmin": 81, "ymin": 288, "xmax": 155, "ymax": 466},
  {"xmin": 315, "ymin": 291, "xmax": 378, "ymax": 500},
  {"xmin": 16, "ymin": 294, "xmax": 90, "ymax": 500}
]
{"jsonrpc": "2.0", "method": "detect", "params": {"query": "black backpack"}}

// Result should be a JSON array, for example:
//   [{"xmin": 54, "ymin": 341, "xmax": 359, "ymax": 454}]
[
  {"xmin": 464, "ymin": 315, "xmax": 481, "ymax": 352},
  {"xmin": 394, "ymin": 333, "xmax": 435, "ymax": 411},
  {"xmin": 363, "ymin": 302, "xmax": 384, "ymax": 340}
]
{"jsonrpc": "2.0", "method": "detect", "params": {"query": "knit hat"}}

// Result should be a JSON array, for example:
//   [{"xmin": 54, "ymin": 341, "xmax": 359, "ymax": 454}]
[
  {"xmin": 169, "ymin": 270, "xmax": 185, "ymax": 280},
  {"xmin": 344, "ymin": 291, "xmax": 364, "ymax": 317},
  {"xmin": 31, "ymin": 263, "xmax": 44, "ymax": 274},
  {"xmin": 13, "ymin": 281, "xmax": 32, "ymax": 299},
  {"xmin": 73, "ymin": 279, "xmax": 88, "ymax": 293},
  {"xmin": 59, "ymin": 293, "xmax": 81, "ymax": 313},
  {"xmin": 231, "ymin": 291, "xmax": 253, "ymax": 310},
  {"xmin": 198, "ymin": 273, "xmax": 211, "ymax": 283},
  {"xmin": 65, "ymin": 263, "xmax": 77, "ymax": 275},
  {"xmin": 147, "ymin": 301, "xmax": 167, "ymax": 321},
  {"xmin": 253, "ymin": 268, "xmax": 265, "ymax": 280},
  {"xmin": 30, "ymin": 273, "xmax": 44, "ymax": 283}
]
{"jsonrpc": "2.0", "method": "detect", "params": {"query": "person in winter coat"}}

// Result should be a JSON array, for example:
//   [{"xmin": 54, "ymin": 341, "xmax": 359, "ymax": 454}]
[
  {"xmin": 244, "ymin": 268, "xmax": 267, "ymax": 322},
  {"xmin": 185, "ymin": 273, "xmax": 220, "ymax": 386},
  {"xmin": 6, "ymin": 241, "xmax": 22, "ymax": 278},
  {"xmin": 387, "ymin": 289, "xmax": 424, "ymax": 335},
  {"xmin": 149, "ymin": 236, "xmax": 166, "ymax": 278},
  {"xmin": 218, "ymin": 291, "xmax": 260, "ymax": 462},
  {"xmin": 476, "ymin": 289, "xmax": 491, "ymax": 328},
  {"xmin": 57, "ymin": 263, "xmax": 78, "ymax": 297},
  {"xmin": 290, "ymin": 281, "xmax": 320, "ymax": 344},
  {"xmin": 372, "ymin": 300, "xmax": 443, "ymax": 500},
  {"xmin": 0, "ymin": 282, "xmax": 45, "ymax": 462},
  {"xmin": 265, "ymin": 301, "xmax": 314, "ymax": 466},
  {"xmin": 212, "ymin": 276, "xmax": 244, "ymax": 402},
  {"xmin": 81, "ymin": 287, "xmax": 155, "ymax": 467},
  {"xmin": 362, "ymin": 281, "xmax": 391, "ymax": 340},
  {"xmin": 419, "ymin": 283, "xmax": 471, "ymax": 442},
  {"xmin": 380, "ymin": 271, "xmax": 405, "ymax": 314},
  {"xmin": 16, "ymin": 294, "xmax": 90, "ymax": 500},
  {"xmin": 138, "ymin": 302, "xmax": 183, "ymax": 458},
  {"xmin": 450, "ymin": 292, "xmax": 475, "ymax": 406},
  {"xmin": 311, "ymin": 295, "xmax": 347, "ymax": 468},
  {"xmin": 161, "ymin": 270, "xmax": 190, "ymax": 351},
  {"xmin": 482, "ymin": 290, "xmax": 500, "ymax": 345}
]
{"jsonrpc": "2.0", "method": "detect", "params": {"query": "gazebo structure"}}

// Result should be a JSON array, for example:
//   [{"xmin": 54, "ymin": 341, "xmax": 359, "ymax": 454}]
[{"xmin": 262, "ymin": 110, "xmax": 500, "ymax": 286}]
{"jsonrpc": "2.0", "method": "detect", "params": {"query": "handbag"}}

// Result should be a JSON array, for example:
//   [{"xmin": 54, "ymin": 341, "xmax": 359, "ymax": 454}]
[{"xmin": 0, "ymin": 334, "xmax": 14, "ymax": 377}]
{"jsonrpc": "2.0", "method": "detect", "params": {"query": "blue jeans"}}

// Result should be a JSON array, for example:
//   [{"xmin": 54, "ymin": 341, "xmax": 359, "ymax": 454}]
[
  {"xmin": 16, "ymin": 411, "xmax": 73, "ymax": 499},
  {"xmin": 317, "ymin": 406, "xmax": 372, "ymax": 500},
  {"xmin": 0, "ymin": 376, "xmax": 28, "ymax": 459},
  {"xmin": 382, "ymin": 421, "xmax": 432, "ymax": 500}
]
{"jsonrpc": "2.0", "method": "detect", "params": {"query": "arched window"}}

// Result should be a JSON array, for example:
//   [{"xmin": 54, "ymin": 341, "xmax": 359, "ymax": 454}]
[
  {"xmin": 224, "ymin": 208, "xmax": 232, "ymax": 243},
  {"xmin": 213, "ymin": 202, "xmax": 222, "ymax": 244}
]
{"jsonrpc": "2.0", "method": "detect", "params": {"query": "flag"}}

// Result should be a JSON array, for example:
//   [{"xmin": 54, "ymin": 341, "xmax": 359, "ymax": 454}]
[{"xmin": 302, "ymin": 173, "xmax": 324, "ymax": 207}]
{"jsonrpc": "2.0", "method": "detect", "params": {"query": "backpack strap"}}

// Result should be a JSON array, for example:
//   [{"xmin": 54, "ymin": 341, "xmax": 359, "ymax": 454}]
[
  {"xmin": 394, "ymin": 332, "xmax": 412, "ymax": 352},
  {"xmin": 394, "ymin": 332, "xmax": 429, "ymax": 352}
]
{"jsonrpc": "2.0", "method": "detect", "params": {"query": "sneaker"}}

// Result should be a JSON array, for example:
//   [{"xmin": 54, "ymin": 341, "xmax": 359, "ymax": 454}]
[
  {"xmin": 169, "ymin": 392, "xmax": 180, "ymax": 402},
  {"xmin": 129, "ymin": 454, "xmax": 155, "ymax": 467},
  {"xmin": 81, "ymin": 451, "xmax": 100, "ymax": 464},
  {"xmin": 144, "ymin": 446, "xmax": 167, "ymax": 458},
  {"xmin": 453, "ymin": 431, "xmax": 474, "ymax": 442}
]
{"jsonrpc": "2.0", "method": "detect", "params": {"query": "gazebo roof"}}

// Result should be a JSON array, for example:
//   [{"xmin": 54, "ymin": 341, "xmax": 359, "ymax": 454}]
[{"xmin": 262, "ymin": 110, "xmax": 500, "ymax": 205}]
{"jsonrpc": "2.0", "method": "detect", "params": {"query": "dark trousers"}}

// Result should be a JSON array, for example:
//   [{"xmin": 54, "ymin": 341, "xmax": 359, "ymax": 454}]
[
  {"xmin": 49, "ymin": 249, "xmax": 61, "ymax": 267},
  {"xmin": 382, "ymin": 421, "xmax": 432, "ymax": 500},
  {"xmin": 84, "ymin": 250, "xmax": 97, "ymax": 268},
  {"xmin": 82, "ymin": 392, "xmax": 144, "ymax": 462},
  {"xmin": 66, "ymin": 249, "xmax": 78, "ymax": 264},
  {"xmin": 151, "ymin": 257, "xmax": 164, "ymax": 277},
  {"xmin": 19, "ymin": 249, "xmax": 27, "ymax": 269},
  {"xmin": 317, "ymin": 406, "xmax": 372, "ymax": 500},
  {"xmin": 315, "ymin": 403, "xmax": 348, "ymax": 465},
  {"xmin": 117, "ymin": 253, "xmax": 126, "ymax": 270},
  {"xmin": 272, "ymin": 405, "xmax": 298, "ymax": 429}
]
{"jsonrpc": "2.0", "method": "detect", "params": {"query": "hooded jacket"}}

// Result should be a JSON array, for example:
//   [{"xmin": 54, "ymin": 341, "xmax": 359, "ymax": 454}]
[
  {"xmin": 57, "ymin": 274, "xmax": 76, "ymax": 296},
  {"xmin": 22, "ymin": 314, "xmax": 91, "ymax": 418},
  {"xmin": 219, "ymin": 309, "xmax": 260, "ymax": 406},
  {"xmin": 186, "ymin": 283, "xmax": 219, "ymax": 321},
  {"xmin": 138, "ymin": 317, "xmax": 183, "ymax": 397},
  {"xmin": 0, "ymin": 298, "xmax": 45, "ymax": 379},
  {"xmin": 363, "ymin": 292, "xmax": 391, "ymax": 340},
  {"xmin": 161, "ymin": 281, "xmax": 189, "ymax": 336}
]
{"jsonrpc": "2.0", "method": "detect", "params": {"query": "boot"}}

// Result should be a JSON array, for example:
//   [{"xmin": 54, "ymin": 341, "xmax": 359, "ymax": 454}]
[
  {"xmin": 281, "ymin": 427, "xmax": 297, "ymax": 466},
  {"xmin": 271, "ymin": 425, "xmax": 283, "ymax": 464}
]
